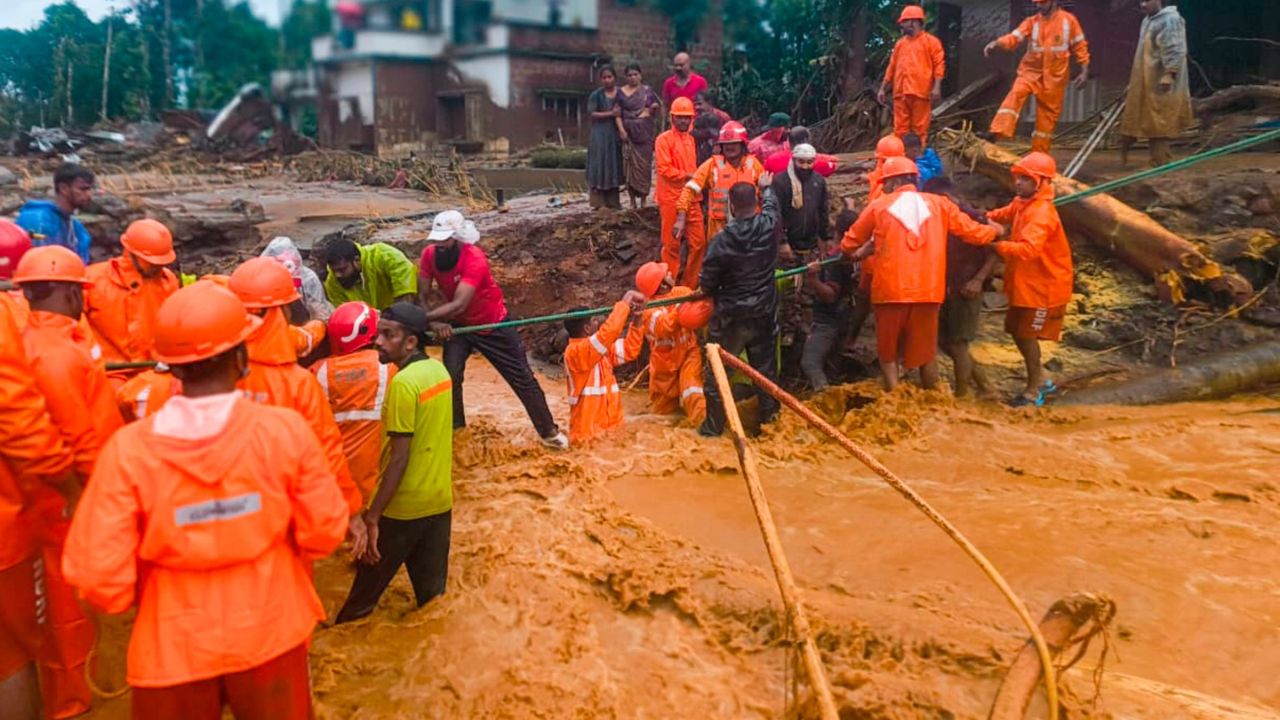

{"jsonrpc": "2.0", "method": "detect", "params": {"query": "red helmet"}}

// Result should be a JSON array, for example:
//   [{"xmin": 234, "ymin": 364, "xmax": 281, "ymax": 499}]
[
  {"xmin": 1012, "ymin": 151, "xmax": 1057, "ymax": 181},
  {"xmin": 328, "ymin": 301, "xmax": 379, "ymax": 355},
  {"xmin": 718, "ymin": 121, "xmax": 748, "ymax": 145},
  {"xmin": 0, "ymin": 220, "xmax": 32, "ymax": 280},
  {"xmin": 875, "ymin": 135, "xmax": 905, "ymax": 160},
  {"xmin": 880, "ymin": 156, "xmax": 919, "ymax": 180}
]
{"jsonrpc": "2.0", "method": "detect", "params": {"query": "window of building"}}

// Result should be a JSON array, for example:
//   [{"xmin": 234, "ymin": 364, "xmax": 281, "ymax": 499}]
[{"xmin": 541, "ymin": 94, "xmax": 582, "ymax": 124}]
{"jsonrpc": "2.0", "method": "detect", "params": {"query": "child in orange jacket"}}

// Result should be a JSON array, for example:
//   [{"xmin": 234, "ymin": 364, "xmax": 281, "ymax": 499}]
[{"xmin": 562, "ymin": 290, "xmax": 646, "ymax": 444}]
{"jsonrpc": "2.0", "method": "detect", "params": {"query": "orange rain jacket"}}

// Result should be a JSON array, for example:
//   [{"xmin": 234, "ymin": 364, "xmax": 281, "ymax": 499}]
[
  {"xmin": 677, "ymin": 154, "xmax": 765, "ymax": 244},
  {"xmin": 240, "ymin": 308, "xmax": 362, "ymax": 515},
  {"xmin": 291, "ymin": 319, "xmax": 326, "ymax": 358},
  {"xmin": 62, "ymin": 398, "xmax": 349, "ymax": 687},
  {"xmin": 84, "ymin": 256, "xmax": 179, "ymax": 366},
  {"xmin": 842, "ymin": 186, "xmax": 997, "ymax": 304},
  {"xmin": 655, "ymin": 128, "xmax": 699, "ymax": 208},
  {"xmin": 116, "ymin": 369, "xmax": 180, "ymax": 423},
  {"xmin": 996, "ymin": 9, "xmax": 1090, "ymax": 96},
  {"xmin": 23, "ymin": 311, "xmax": 124, "ymax": 477},
  {"xmin": 565, "ymin": 302, "xmax": 639, "ymax": 444},
  {"xmin": 623, "ymin": 292, "xmax": 705, "ymax": 423},
  {"xmin": 884, "ymin": 32, "xmax": 946, "ymax": 100},
  {"xmin": 986, "ymin": 183, "xmax": 1074, "ymax": 308},
  {"xmin": 311, "ymin": 349, "xmax": 395, "ymax": 501},
  {"xmin": 0, "ymin": 294, "xmax": 73, "ymax": 571}
]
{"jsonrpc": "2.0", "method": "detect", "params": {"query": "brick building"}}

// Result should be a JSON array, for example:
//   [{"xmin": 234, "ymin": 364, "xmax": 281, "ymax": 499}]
[{"xmin": 308, "ymin": 0, "xmax": 722, "ymax": 156}]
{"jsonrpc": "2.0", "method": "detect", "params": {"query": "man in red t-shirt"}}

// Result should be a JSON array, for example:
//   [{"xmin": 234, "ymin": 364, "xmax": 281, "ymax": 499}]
[
  {"xmin": 763, "ymin": 126, "xmax": 838, "ymax": 177},
  {"xmin": 662, "ymin": 52, "xmax": 709, "ymax": 107},
  {"xmin": 418, "ymin": 211, "xmax": 568, "ymax": 449}
]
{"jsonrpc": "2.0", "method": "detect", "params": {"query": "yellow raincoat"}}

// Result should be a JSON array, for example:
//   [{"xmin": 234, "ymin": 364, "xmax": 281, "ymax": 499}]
[{"xmin": 1120, "ymin": 6, "xmax": 1194, "ymax": 140}]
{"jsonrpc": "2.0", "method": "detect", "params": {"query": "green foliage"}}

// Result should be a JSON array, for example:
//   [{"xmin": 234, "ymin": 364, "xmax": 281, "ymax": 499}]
[
  {"xmin": 530, "ymin": 144, "xmax": 588, "ymax": 169},
  {"xmin": 650, "ymin": 0, "xmax": 712, "ymax": 51}
]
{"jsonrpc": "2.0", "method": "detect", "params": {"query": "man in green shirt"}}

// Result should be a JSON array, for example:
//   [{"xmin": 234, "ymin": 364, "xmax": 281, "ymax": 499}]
[
  {"xmin": 335, "ymin": 302, "xmax": 453, "ymax": 623},
  {"xmin": 322, "ymin": 239, "xmax": 418, "ymax": 310}
]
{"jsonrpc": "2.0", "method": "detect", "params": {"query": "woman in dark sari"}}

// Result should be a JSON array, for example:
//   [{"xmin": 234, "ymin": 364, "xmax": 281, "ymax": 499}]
[
  {"xmin": 617, "ymin": 63, "xmax": 662, "ymax": 209},
  {"xmin": 586, "ymin": 66, "xmax": 623, "ymax": 210}
]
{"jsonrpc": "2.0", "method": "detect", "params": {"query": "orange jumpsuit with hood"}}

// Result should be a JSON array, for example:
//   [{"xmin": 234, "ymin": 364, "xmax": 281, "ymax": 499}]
[
  {"xmin": 624, "ymin": 289, "xmax": 705, "ymax": 424},
  {"xmin": 989, "ymin": 7, "xmax": 1090, "ymax": 151},
  {"xmin": 565, "ymin": 301, "xmax": 640, "ymax": 444},
  {"xmin": 986, "ymin": 180, "xmax": 1073, "ymax": 332},
  {"xmin": 884, "ymin": 31, "xmax": 946, "ymax": 139},
  {"xmin": 676, "ymin": 153, "xmax": 764, "ymax": 286},
  {"xmin": 655, "ymin": 109, "xmax": 706, "ymax": 288},
  {"xmin": 0, "ymin": 294, "xmax": 74, "ymax": 694},
  {"xmin": 312, "ymin": 348, "xmax": 396, "ymax": 501},
  {"xmin": 84, "ymin": 255, "xmax": 179, "ymax": 382}
]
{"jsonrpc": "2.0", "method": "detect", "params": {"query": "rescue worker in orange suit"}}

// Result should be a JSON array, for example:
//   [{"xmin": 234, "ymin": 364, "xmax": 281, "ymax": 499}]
[
  {"xmin": 673, "ymin": 121, "xmax": 765, "ymax": 287},
  {"xmin": 985, "ymin": 152, "xmax": 1073, "ymax": 407},
  {"xmin": 12, "ymin": 246, "xmax": 126, "ymax": 719},
  {"xmin": 228, "ymin": 257, "xmax": 368, "ymax": 555},
  {"xmin": 562, "ymin": 290, "xmax": 647, "ymax": 444},
  {"xmin": 654, "ymin": 97, "xmax": 705, "ymax": 288},
  {"xmin": 62, "ymin": 280, "xmax": 350, "ymax": 719},
  {"xmin": 984, "ymin": 0, "xmax": 1089, "ymax": 152},
  {"xmin": 878, "ymin": 5, "xmax": 945, "ymax": 140},
  {"xmin": 624, "ymin": 262, "xmax": 706, "ymax": 426},
  {"xmin": 84, "ymin": 218, "xmax": 180, "ymax": 385},
  {"xmin": 849, "ymin": 136, "xmax": 907, "ymax": 345},
  {"xmin": 842, "ymin": 157, "xmax": 1003, "ymax": 391},
  {"xmin": 312, "ymin": 301, "xmax": 397, "ymax": 502},
  {"xmin": 0, "ymin": 254, "xmax": 77, "ymax": 720}
]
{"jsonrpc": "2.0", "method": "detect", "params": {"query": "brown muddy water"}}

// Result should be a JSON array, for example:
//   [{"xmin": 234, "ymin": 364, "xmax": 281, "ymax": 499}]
[{"xmin": 86, "ymin": 358, "xmax": 1280, "ymax": 719}]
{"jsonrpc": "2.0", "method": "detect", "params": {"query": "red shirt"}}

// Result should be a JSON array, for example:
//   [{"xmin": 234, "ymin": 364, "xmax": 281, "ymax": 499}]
[
  {"xmin": 764, "ymin": 149, "xmax": 838, "ymax": 177},
  {"xmin": 661, "ymin": 72, "xmax": 708, "ymax": 107},
  {"xmin": 420, "ymin": 244, "xmax": 507, "ymax": 327}
]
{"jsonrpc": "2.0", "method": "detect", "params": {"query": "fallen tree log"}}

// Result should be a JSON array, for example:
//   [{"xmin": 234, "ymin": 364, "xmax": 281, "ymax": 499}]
[
  {"xmin": 1059, "ymin": 340, "xmax": 1280, "ymax": 406},
  {"xmin": 989, "ymin": 592, "xmax": 1116, "ymax": 720},
  {"xmin": 938, "ymin": 129, "xmax": 1253, "ymax": 305},
  {"xmin": 1193, "ymin": 84, "xmax": 1280, "ymax": 115}
]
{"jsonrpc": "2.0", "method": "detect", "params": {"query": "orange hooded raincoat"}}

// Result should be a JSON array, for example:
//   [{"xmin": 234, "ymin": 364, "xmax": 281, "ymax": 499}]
[
  {"xmin": 84, "ymin": 256, "xmax": 179, "ymax": 380},
  {"xmin": 655, "ymin": 127, "xmax": 706, "ymax": 288},
  {"xmin": 986, "ymin": 182, "xmax": 1073, "ymax": 309},
  {"xmin": 62, "ymin": 397, "xmax": 349, "ymax": 688},
  {"xmin": 842, "ymin": 186, "xmax": 998, "ymax": 304},
  {"xmin": 884, "ymin": 31, "xmax": 946, "ymax": 138},
  {"xmin": 565, "ymin": 301, "xmax": 640, "ymax": 444},
  {"xmin": 623, "ymin": 292, "xmax": 705, "ymax": 424},
  {"xmin": 311, "ymin": 348, "xmax": 396, "ymax": 501},
  {"xmin": 989, "ymin": 7, "xmax": 1090, "ymax": 151}
]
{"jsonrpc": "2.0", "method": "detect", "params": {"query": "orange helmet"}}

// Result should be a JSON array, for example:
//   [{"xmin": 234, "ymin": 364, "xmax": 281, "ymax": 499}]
[
  {"xmin": 898, "ymin": 5, "xmax": 925, "ymax": 23},
  {"xmin": 12, "ymin": 246, "xmax": 92, "ymax": 286},
  {"xmin": 676, "ymin": 297, "xmax": 713, "ymax": 330},
  {"xmin": 229, "ymin": 256, "xmax": 300, "ymax": 309},
  {"xmin": 121, "ymin": 218, "xmax": 177, "ymax": 264},
  {"xmin": 670, "ymin": 97, "xmax": 695, "ymax": 117},
  {"xmin": 718, "ymin": 121, "xmax": 748, "ymax": 145},
  {"xmin": 875, "ymin": 135, "xmax": 905, "ymax": 160},
  {"xmin": 1012, "ymin": 151, "xmax": 1057, "ymax": 181},
  {"xmin": 328, "ymin": 301, "xmax": 379, "ymax": 355},
  {"xmin": 0, "ymin": 220, "xmax": 32, "ymax": 280},
  {"xmin": 880, "ymin": 156, "xmax": 919, "ymax": 180},
  {"xmin": 153, "ymin": 280, "xmax": 262, "ymax": 365},
  {"xmin": 634, "ymin": 261, "xmax": 670, "ymax": 298}
]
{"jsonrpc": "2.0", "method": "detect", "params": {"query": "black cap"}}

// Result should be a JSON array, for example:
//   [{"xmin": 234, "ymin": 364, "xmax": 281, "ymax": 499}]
[{"xmin": 381, "ymin": 302, "xmax": 429, "ymax": 336}]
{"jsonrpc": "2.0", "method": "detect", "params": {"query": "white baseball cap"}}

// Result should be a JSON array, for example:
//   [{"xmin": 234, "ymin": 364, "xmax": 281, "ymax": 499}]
[{"xmin": 427, "ymin": 210, "xmax": 480, "ymax": 244}]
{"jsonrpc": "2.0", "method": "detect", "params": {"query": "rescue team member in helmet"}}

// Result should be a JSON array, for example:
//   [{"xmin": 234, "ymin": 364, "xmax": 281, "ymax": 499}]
[
  {"xmin": 698, "ymin": 175, "xmax": 782, "ymax": 437},
  {"xmin": 334, "ymin": 303, "xmax": 454, "ymax": 623},
  {"xmin": 654, "ymin": 97, "xmax": 705, "ymax": 288},
  {"xmin": 623, "ymin": 262, "xmax": 707, "ymax": 426},
  {"xmin": 0, "ymin": 263, "xmax": 75, "ymax": 720},
  {"xmin": 842, "ymin": 157, "xmax": 1002, "ymax": 391},
  {"xmin": 878, "ymin": 5, "xmax": 945, "ymax": 141},
  {"xmin": 673, "ymin": 121, "xmax": 766, "ymax": 286},
  {"xmin": 12, "ymin": 246, "xmax": 124, "ymax": 718},
  {"xmin": 985, "ymin": 152, "xmax": 1073, "ymax": 407},
  {"xmin": 312, "ymin": 302, "xmax": 397, "ymax": 501},
  {"xmin": 984, "ymin": 0, "xmax": 1089, "ymax": 152},
  {"xmin": 562, "ymin": 290, "xmax": 646, "ymax": 444},
  {"xmin": 62, "ymin": 281, "xmax": 349, "ymax": 718},
  {"xmin": 228, "ymin": 258, "xmax": 367, "ymax": 553},
  {"xmin": 84, "ymin": 218, "xmax": 180, "ymax": 384},
  {"xmin": 848, "ymin": 135, "xmax": 907, "ymax": 345},
  {"xmin": 419, "ymin": 210, "xmax": 570, "ymax": 450}
]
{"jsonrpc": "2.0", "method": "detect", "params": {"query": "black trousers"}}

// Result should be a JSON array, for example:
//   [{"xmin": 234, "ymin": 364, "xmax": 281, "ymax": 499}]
[
  {"xmin": 335, "ymin": 511, "xmax": 452, "ymax": 623},
  {"xmin": 443, "ymin": 324, "xmax": 559, "ymax": 438},
  {"xmin": 700, "ymin": 312, "xmax": 781, "ymax": 436}
]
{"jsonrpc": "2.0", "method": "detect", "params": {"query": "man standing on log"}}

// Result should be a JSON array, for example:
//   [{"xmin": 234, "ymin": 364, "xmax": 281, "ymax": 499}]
[
  {"xmin": 879, "ymin": 5, "xmax": 945, "ymax": 142},
  {"xmin": 983, "ymin": 0, "xmax": 1089, "ymax": 152},
  {"xmin": 1119, "ymin": 0, "xmax": 1193, "ymax": 167}
]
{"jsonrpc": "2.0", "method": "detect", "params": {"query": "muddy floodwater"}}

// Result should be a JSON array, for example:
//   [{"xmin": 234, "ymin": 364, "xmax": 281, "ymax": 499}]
[{"xmin": 86, "ymin": 358, "xmax": 1279, "ymax": 719}]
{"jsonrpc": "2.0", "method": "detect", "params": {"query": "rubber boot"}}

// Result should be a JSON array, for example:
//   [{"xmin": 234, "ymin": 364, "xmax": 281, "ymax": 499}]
[{"xmin": 1149, "ymin": 138, "xmax": 1172, "ymax": 167}]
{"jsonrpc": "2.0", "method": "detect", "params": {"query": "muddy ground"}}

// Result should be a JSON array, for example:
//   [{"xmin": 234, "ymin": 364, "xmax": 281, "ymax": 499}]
[{"xmin": 12, "ymin": 148, "xmax": 1276, "ymax": 718}]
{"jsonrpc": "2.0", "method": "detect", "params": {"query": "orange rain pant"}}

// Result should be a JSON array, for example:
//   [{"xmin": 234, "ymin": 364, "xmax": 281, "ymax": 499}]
[
  {"xmin": 893, "ymin": 95, "xmax": 932, "ymax": 140},
  {"xmin": 990, "ymin": 76, "xmax": 1063, "ymax": 153},
  {"xmin": 650, "ymin": 350, "xmax": 706, "ymax": 426},
  {"xmin": 660, "ymin": 205, "xmax": 706, "ymax": 290},
  {"xmin": 28, "ymin": 489, "xmax": 93, "ymax": 719}
]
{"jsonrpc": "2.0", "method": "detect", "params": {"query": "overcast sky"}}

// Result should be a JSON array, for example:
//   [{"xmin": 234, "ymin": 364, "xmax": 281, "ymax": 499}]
[{"xmin": 3, "ymin": 0, "xmax": 288, "ymax": 30}]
